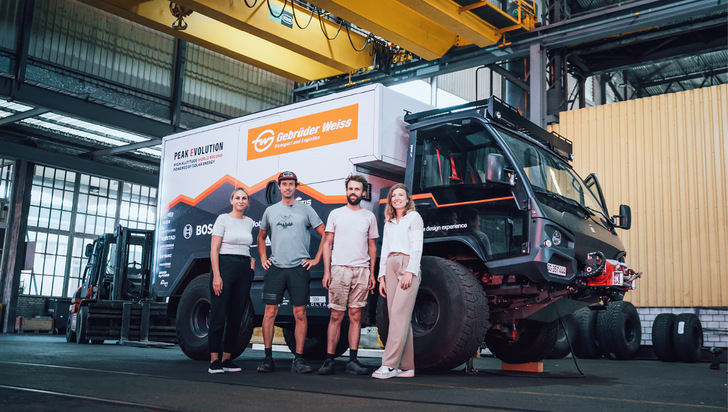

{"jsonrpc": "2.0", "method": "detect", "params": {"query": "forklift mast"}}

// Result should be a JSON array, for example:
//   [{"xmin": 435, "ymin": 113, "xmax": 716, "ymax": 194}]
[{"xmin": 81, "ymin": 226, "xmax": 154, "ymax": 302}]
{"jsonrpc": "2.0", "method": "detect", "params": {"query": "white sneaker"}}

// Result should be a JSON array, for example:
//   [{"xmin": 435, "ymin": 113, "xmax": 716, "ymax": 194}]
[
  {"xmin": 372, "ymin": 366, "xmax": 397, "ymax": 379},
  {"xmin": 395, "ymin": 369, "xmax": 415, "ymax": 378}
]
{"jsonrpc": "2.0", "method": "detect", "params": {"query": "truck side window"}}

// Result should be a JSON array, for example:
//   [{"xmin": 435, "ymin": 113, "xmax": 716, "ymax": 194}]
[{"xmin": 416, "ymin": 122, "xmax": 510, "ymax": 191}]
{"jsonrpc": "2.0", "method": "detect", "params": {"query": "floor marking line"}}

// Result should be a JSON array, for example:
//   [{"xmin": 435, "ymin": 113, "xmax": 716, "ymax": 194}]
[{"xmin": 0, "ymin": 384, "xmax": 187, "ymax": 411}]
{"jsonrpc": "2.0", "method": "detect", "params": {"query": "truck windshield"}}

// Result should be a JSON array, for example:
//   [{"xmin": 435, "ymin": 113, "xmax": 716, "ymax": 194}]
[
  {"xmin": 418, "ymin": 121, "xmax": 510, "ymax": 189},
  {"xmin": 494, "ymin": 129, "xmax": 606, "ymax": 218}
]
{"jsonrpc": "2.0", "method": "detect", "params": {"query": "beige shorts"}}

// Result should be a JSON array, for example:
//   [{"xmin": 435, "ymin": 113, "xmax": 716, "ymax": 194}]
[{"xmin": 328, "ymin": 266, "xmax": 371, "ymax": 312}]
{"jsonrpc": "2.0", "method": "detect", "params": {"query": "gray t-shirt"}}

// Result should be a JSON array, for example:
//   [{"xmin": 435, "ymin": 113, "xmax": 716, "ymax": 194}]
[
  {"xmin": 260, "ymin": 201, "xmax": 323, "ymax": 268},
  {"xmin": 211, "ymin": 214, "xmax": 254, "ymax": 256}
]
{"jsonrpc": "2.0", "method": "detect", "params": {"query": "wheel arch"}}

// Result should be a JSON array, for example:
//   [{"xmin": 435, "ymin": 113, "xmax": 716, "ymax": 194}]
[{"xmin": 423, "ymin": 237, "xmax": 489, "ymax": 274}]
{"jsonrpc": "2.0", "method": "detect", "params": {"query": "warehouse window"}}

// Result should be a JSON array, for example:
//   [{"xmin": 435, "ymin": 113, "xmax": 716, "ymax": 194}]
[
  {"xmin": 119, "ymin": 183, "xmax": 157, "ymax": 230},
  {"xmin": 21, "ymin": 164, "xmax": 156, "ymax": 297},
  {"xmin": 75, "ymin": 174, "xmax": 119, "ymax": 236},
  {"xmin": 67, "ymin": 235, "xmax": 96, "ymax": 297},
  {"xmin": 27, "ymin": 166, "xmax": 75, "ymax": 231},
  {"xmin": 0, "ymin": 159, "xmax": 14, "ymax": 290},
  {"xmin": 22, "ymin": 231, "xmax": 69, "ymax": 296},
  {"xmin": 0, "ymin": 159, "xmax": 13, "ymax": 223}
]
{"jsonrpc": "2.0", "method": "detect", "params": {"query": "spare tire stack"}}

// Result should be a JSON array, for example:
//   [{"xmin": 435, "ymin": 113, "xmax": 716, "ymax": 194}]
[
  {"xmin": 651, "ymin": 312, "xmax": 704, "ymax": 363},
  {"xmin": 571, "ymin": 302, "xmax": 642, "ymax": 361}
]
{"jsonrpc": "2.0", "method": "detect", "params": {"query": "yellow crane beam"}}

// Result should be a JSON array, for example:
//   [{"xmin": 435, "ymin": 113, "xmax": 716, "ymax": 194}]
[
  {"xmin": 396, "ymin": 0, "xmax": 501, "ymax": 47},
  {"xmin": 80, "ymin": 0, "xmax": 345, "ymax": 83},
  {"xmin": 172, "ymin": 0, "xmax": 373, "ymax": 73},
  {"xmin": 308, "ymin": 0, "xmax": 460, "ymax": 60}
]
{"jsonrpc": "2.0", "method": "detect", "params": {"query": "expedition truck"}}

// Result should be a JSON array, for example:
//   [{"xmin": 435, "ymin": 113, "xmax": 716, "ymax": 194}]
[{"xmin": 72, "ymin": 84, "xmax": 641, "ymax": 368}]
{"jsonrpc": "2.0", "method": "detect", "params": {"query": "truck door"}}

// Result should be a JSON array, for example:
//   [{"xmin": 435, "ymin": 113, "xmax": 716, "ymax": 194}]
[
  {"xmin": 584, "ymin": 173, "xmax": 609, "ymax": 218},
  {"xmin": 409, "ymin": 120, "xmax": 529, "ymax": 261}
]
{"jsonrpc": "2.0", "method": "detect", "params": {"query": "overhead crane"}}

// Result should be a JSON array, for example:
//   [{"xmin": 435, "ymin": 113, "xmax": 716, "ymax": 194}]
[{"xmin": 80, "ymin": 0, "xmax": 539, "ymax": 83}]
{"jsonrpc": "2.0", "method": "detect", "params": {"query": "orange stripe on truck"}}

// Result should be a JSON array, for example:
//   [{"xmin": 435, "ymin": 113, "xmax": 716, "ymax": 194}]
[
  {"xmin": 166, "ymin": 174, "xmax": 346, "ymax": 210},
  {"xmin": 379, "ymin": 192, "xmax": 514, "ymax": 207}
]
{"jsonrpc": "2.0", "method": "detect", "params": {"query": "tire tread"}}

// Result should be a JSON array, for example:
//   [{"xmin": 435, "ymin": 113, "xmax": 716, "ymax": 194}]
[
  {"xmin": 673, "ymin": 313, "xmax": 702, "ymax": 363},
  {"xmin": 652, "ymin": 313, "xmax": 676, "ymax": 362},
  {"xmin": 596, "ymin": 301, "xmax": 641, "ymax": 360},
  {"xmin": 572, "ymin": 306, "xmax": 601, "ymax": 359}
]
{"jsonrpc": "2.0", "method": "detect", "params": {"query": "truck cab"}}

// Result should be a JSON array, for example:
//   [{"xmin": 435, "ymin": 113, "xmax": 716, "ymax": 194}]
[{"xmin": 374, "ymin": 97, "xmax": 638, "ymax": 368}]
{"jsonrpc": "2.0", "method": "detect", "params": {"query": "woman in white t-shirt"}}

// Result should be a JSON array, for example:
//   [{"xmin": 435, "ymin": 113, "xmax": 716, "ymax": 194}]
[
  {"xmin": 372, "ymin": 183, "xmax": 424, "ymax": 379},
  {"xmin": 207, "ymin": 187, "xmax": 256, "ymax": 374}
]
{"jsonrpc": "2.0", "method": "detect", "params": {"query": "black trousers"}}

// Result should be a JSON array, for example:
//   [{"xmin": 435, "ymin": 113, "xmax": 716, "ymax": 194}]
[{"xmin": 208, "ymin": 254, "xmax": 254, "ymax": 354}]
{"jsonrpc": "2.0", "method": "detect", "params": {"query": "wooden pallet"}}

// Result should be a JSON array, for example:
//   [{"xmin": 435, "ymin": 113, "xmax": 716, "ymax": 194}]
[{"xmin": 15, "ymin": 317, "xmax": 54, "ymax": 333}]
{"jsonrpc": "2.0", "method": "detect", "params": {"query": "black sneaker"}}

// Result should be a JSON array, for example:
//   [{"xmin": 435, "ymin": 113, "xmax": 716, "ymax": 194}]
[
  {"xmin": 291, "ymin": 357, "xmax": 313, "ymax": 374},
  {"xmin": 222, "ymin": 359, "xmax": 241, "ymax": 373},
  {"xmin": 257, "ymin": 357, "xmax": 275, "ymax": 373},
  {"xmin": 208, "ymin": 359, "xmax": 224, "ymax": 374},
  {"xmin": 346, "ymin": 360, "xmax": 369, "ymax": 375},
  {"xmin": 318, "ymin": 359, "xmax": 335, "ymax": 375}
]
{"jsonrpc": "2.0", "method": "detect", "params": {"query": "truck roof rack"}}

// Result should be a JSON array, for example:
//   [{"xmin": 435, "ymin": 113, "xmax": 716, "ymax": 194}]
[{"xmin": 404, "ymin": 96, "xmax": 573, "ymax": 161}]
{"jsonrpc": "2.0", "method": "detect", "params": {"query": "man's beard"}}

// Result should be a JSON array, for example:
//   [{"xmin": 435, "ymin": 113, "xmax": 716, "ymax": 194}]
[{"xmin": 347, "ymin": 194, "xmax": 362, "ymax": 205}]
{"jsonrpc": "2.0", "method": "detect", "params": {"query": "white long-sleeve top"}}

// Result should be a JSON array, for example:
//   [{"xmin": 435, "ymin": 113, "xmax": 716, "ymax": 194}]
[{"xmin": 378, "ymin": 211, "xmax": 424, "ymax": 279}]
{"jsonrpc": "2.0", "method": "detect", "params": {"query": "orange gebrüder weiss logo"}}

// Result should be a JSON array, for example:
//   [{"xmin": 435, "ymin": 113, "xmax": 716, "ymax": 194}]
[{"xmin": 247, "ymin": 104, "xmax": 359, "ymax": 160}]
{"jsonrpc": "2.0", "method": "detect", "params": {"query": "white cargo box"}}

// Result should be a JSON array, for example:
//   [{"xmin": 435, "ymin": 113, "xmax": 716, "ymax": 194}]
[{"xmin": 158, "ymin": 83, "xmax": 432, "ymax": 207}]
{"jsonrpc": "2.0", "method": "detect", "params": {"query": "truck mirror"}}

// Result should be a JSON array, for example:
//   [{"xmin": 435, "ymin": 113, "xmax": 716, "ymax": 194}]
[
  {"xmin": 612, "ymin": 204, "xmax": 631, "ymax": 230},
  {"xmin": 85, "ymin": 243, "xmax": 94, "ymax": 257},
  {"xmin": 486, "ymin": 154, "xmax": 508, "ymax": 185}
]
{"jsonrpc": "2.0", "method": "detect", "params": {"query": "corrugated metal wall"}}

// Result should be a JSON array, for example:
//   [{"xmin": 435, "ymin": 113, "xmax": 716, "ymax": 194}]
[
  {"xmin": 0, "ymin": 0, "xmax": 21, "ymax": 51},
  {"xmin": 184, "ymin": 44, "xmax": 292, "ymax": 118},
  {"xmin": 30, "ymin": 0, "xmax": 175, "ymax": 97},
  {"xmin": 551, "ymin": 84, "xmax": 728, "ymax": 307},
  {"xmin": 22, "ymin": 0, "xmax": 293, "ymax": 122},
  {"xmin": 437, "ymin": 67, "xmax": 502, "ymax": 101}
]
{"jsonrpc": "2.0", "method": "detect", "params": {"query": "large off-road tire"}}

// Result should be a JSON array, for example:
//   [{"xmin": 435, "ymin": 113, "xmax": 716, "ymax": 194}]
[
  {"xmin": 176, "ymin": 274, "xmax": 254, "ymax": 361},
  {"xmin": 282, "ymin": 324, "xmax": 349, "ymax": 360},
  {"xmin": 65, "ymin": 315, "xmax": 76, "ymax": 343},
  {"xmin": 651, "ymin": 313, "xmax": 677, "ymax": 362},
  {"xmin": 673, "ymin": 313, "xmax": 703, "ymax": 363},
  {"xmin": 76, "ymin": 306, "xmax": 89, "ymax": 344},
  {"xmin": 547, "ymin": 314, "xmax": 577, "ymax": 359},
  {"xmin": 572, "ymin": 306, "xmax": 601, "ymax": 359},
  {"xmin": 485, "ymin": 319, "xmax": 559, "ymax": 364},
  {"xmin": 596, "ymin": 301, "xmax": 642, "ymax": 360},
  {"xmin": 376, "ymin": 256, "xmax": 488, "ymax": 371}
]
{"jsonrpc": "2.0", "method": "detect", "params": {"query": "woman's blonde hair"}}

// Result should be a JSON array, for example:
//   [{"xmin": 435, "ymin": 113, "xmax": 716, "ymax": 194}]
[{"xmin": 384, "ymin": 183, "xmax": 415, "ymax": 222}]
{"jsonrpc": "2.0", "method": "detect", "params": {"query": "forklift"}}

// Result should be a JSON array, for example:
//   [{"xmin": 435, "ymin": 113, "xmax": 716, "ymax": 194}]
[{"xmin": 66, "ymin": 226, "xmax": 176, "ymax": 345}]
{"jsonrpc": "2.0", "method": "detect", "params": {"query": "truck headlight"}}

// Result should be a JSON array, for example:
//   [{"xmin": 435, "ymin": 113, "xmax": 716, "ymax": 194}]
[{"xmin": 552, "ymin": 230, "xmax": 562, "ymax": 246}]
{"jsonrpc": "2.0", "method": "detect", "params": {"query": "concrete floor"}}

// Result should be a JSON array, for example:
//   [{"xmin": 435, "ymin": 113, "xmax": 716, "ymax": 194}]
[{"xmin": 0, "ymin": 334, "xmax": 725, "ymax": 412}]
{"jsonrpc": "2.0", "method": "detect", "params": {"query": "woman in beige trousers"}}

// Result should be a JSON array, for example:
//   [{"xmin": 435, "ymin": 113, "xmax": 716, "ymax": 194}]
[{"xmin": 372, "ymin": 184, "xmax": 424, "ymax": 379}]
